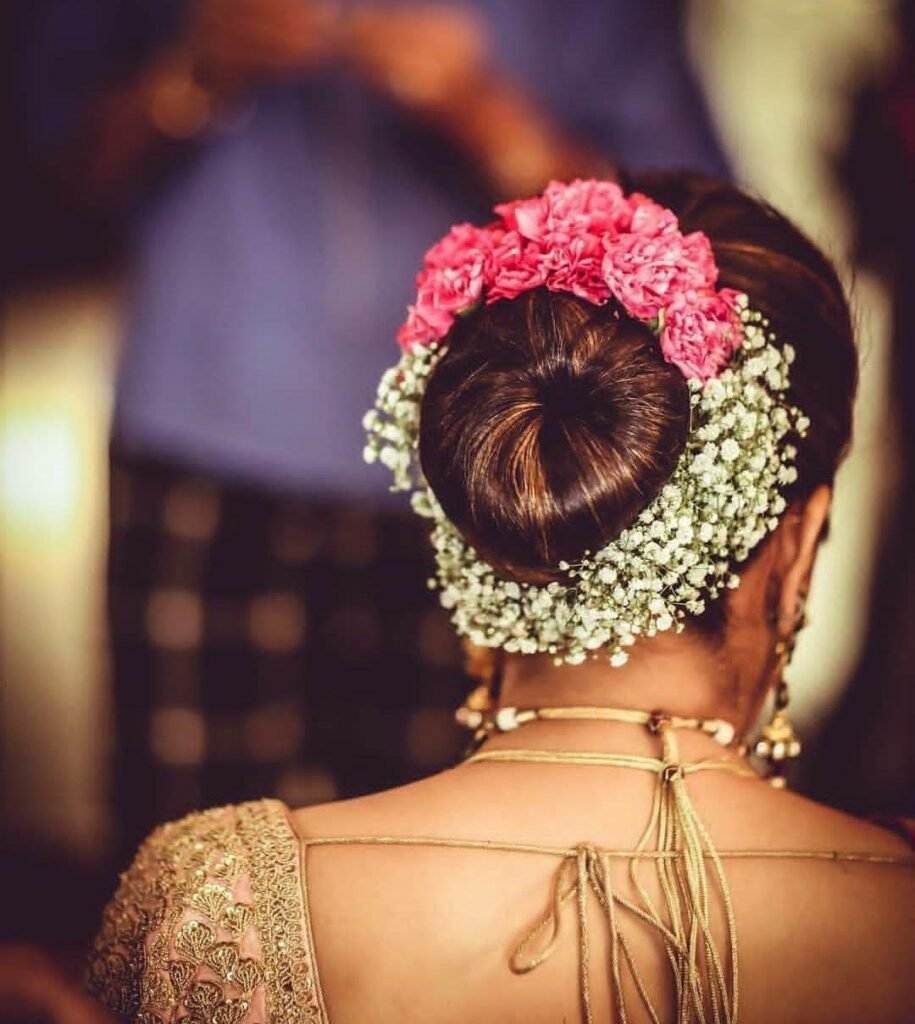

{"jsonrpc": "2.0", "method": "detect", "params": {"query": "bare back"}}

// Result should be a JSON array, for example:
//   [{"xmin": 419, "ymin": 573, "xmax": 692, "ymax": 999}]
[{"xmin": 294, "ymin": 742, "xmax": 915, "ymax": 1024}]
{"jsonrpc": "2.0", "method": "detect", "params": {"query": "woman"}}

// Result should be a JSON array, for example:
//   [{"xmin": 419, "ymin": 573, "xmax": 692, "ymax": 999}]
[{"xmin": 88, "ymin": 175, "xmax": 915, "ymax": 1024}]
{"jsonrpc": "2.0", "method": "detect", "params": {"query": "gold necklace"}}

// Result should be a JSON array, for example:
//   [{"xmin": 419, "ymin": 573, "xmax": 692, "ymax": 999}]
[{"xmin": 456, "ymin": 700, "xmax": 739, "ymax": 753}]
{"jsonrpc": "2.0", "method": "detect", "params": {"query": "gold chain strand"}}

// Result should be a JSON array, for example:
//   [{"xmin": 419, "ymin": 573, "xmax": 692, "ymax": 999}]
[
  {"xmin": 576, "ymin": 849, "xmax": 593, "ymax": 1023},
  {"xmin": 466, "ymin": 748, "xmax": 756, "ymax": 778},
  {"xmin": 465, "ymin": 720, "xmax": 741, "ymax": 1023},
  {"xmin": 301, "ymin": 833, "xmax": 913, "ymax": 866},
  {"xmin": 458, "ymin": 703, "xmax": 738, "ymax": 749},
  {"xmin": 458, "ymin": 704, "xmax": 750, "ymax": 1023}
]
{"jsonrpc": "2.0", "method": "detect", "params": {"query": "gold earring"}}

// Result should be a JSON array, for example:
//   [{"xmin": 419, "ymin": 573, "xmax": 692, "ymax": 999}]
[
  {"xmin": 455, "ymin": 640, "xmax": 499, "ymax": 733},
  {"xmin": 753, "ymin": 600, "xmax": 807, "ymax": 787}
]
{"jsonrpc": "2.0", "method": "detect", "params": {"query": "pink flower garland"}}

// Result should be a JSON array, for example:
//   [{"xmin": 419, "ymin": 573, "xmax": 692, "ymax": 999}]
[{"xmin": 396, "ymin": 179, "xmax": 742, "ymax": 382}]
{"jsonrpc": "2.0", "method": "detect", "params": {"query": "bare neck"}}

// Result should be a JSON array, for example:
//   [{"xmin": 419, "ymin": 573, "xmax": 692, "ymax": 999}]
[{"xmin": 498, "ymin": 634, "xmax": 757, "ymax": 736}]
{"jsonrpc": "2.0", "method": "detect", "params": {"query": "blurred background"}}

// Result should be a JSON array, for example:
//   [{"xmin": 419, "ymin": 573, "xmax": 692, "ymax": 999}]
[{"xmin": 2, "ymin": 0, "xmax": 914, "ymax": 1019}]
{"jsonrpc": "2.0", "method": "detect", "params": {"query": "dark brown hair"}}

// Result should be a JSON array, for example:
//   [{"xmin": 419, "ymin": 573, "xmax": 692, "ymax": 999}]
[{"xmin": 419, "ymin": 172, "xmax": 857, "ymax": 600}]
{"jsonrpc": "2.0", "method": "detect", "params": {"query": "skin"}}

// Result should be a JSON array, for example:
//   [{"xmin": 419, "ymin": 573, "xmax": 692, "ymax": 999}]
[{"xmin": 292, "ymin": 486, "xmax": 915, "ymax": 1023}]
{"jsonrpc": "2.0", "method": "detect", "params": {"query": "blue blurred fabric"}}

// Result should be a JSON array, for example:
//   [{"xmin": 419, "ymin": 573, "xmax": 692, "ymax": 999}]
[{"xmin": 23, "ymin": 0, "xmax": 729, "ymax": 499}]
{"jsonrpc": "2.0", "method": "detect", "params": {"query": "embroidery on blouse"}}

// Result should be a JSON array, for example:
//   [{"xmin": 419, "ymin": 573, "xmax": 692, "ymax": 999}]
[
  {"xmin": 87, "ymin": 800, "xmax": 324, "ymax": 1024},
  {"xmin": 236, "ymin": 800, "xmax": 327, "ymax": 1023}
]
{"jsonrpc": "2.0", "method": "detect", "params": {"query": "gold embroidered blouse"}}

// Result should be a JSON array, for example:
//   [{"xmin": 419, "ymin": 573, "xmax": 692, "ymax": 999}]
[{"xmin": 88, "ymin": 800, "xmax": 326, "ymax": 1024}]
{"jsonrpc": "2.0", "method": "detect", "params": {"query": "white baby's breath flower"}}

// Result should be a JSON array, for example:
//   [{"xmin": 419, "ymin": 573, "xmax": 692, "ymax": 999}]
[{"xmin": 720, "ymin": 438, "xmax": 740, "ymax": 462}]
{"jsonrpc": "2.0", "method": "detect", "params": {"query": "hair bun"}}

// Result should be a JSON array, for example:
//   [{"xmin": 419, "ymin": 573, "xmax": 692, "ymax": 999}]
[{"xmin": 419, "ymin": 289, "xmax": 690, "ymax": 584}]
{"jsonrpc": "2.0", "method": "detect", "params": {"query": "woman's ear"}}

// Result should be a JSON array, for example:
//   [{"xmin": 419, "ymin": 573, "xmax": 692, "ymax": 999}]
[{"xmin": 775, "ymin": 485, "xmax": 832, "ymax": 634}]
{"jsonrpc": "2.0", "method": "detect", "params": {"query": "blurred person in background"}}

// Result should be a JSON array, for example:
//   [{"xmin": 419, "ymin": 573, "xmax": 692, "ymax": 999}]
[{"xmin": 18, "ymin": 0, "xmax": 727, "ymax": 863}]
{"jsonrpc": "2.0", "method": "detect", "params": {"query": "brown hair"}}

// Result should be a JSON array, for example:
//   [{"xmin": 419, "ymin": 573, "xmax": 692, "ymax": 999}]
[{"xmin": 419, "ymin": 172, "xmax": 857, "ymax": 601}]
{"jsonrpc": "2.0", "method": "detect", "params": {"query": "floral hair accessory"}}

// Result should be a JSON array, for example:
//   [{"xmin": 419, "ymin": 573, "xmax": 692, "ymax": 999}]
[
  {"xmin": 367, "ymin": 180, "xmax": 809, "ymax": 666},
  {"xmin": 397, "ymin": 178, "xmax": 741, "ymax": 381}
]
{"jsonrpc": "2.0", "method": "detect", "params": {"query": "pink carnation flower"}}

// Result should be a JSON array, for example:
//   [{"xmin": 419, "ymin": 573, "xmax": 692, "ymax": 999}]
[
  {"xmin": 660, "ymin": 288, "xmax": 742, "ymax": 381},
  {"xmin": 496, "ymin": 178, "xmax": 629, "ymax": 244},
  {"xmin": 543, "ymin": 234, "xmax": 611, "ymax": 305},
  {"xmin": 602, "ymin": 229, "xmax": 718, "ymax": 320},
  {"xmin": 396, "ymin": 180, "xmax": 736, "ymax": 383},
  {"xmin": 422, "ymin": 222, "xmax": 496, "ymax": 275},
  {"xmin": 396, "ymin": 297, "xmax": 455, "ymax": 349},
  {"xmin": 493, "ymin": 194, "xmax": 550, "ymax": 243},
  {"xmin": 413, "ymin": 260, "xmax": 483, "ymax": 316},
  {"xmin": 541, "ymin": 178, "xmax": 632, "ymax": 237},
  {"xmin": 491, "ymin": 180, "xmax": 631, "ymax": 304},
  {"xmin": 625, "ymin": 193, "xmax": 679, "ymax": 236},
  {"xmin": 485, "ymin": 230, "xmax": 549, "ymax": 302},
  {"xmin": 396, "ymin": 223, "xmax": 496, "ymax": 348}
]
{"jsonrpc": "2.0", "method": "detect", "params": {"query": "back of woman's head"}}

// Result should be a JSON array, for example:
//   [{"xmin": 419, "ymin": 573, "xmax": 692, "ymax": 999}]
[{"xmin": 418, "ymin": 172, "xmax": 857, "ymax": 588}]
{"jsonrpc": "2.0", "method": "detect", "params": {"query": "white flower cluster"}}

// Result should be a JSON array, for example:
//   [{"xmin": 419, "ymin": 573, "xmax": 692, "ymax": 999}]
[{"xmin": 363, "ymin": 304, "xmax": 809, "ymax": 666}]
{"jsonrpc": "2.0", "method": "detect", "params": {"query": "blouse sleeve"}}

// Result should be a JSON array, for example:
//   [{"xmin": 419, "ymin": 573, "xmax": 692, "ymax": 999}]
[{"xmin": 86, "ymin": 803, "xmax": 270, "ymax": 1023}]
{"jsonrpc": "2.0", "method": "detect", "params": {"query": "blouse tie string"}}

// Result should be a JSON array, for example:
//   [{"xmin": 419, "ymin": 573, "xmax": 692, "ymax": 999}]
[{"xmin": 468, "ymin": 720, "xmax": 750, "ymax": 1024}]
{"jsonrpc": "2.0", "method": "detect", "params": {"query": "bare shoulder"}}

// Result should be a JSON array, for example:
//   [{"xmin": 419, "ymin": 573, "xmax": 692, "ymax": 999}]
[
  {"xmin": 290, "ymin": 770, "xmax": 476, "ymax": 839},
  {"xmin": 722, "ymin": 776, "xmax": 914, "ymax": 857},
  {"xmin": 715, "ymin": 785, "xmax": 915, "ymax": 1023}
]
